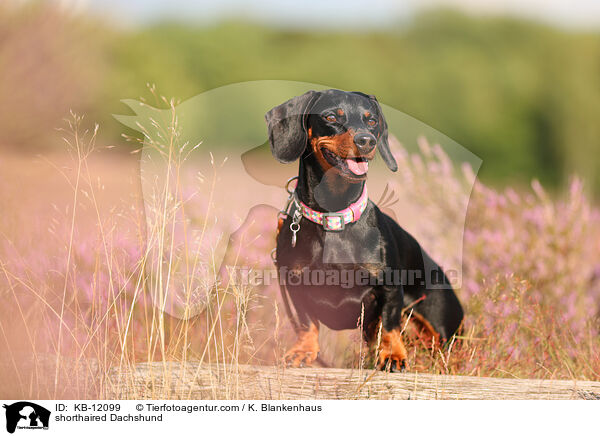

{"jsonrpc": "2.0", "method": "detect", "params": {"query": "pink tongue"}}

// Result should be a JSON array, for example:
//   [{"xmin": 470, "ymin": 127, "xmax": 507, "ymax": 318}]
[{"xmin": 346, "ymin": 158, "xmax": 368, "ymax": 175}]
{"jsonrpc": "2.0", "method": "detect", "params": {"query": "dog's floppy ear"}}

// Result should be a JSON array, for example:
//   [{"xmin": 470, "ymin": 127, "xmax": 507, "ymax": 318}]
[
  {"xmin": 265, "ymin": 90, "xmax": 318, "ymax": 163},
  {"xmin": 370, "ymin": 95, "xmax": 397, "ymax": 172}
]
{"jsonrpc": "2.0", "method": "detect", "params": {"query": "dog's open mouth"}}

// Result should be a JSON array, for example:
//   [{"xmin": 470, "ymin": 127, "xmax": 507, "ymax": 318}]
[{"xmin": 321, "ymin": 148, "xmax": 369, "ymax": 177}]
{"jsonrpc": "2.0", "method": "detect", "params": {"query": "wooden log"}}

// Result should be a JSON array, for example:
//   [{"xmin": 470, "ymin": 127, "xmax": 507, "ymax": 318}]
[{"xmin": 106, "ymin": 363, "xmax": 600, "ymax": 400}]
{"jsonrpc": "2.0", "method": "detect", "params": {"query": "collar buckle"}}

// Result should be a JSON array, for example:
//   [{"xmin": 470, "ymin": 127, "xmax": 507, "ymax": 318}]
[{"xmin": 322, "ymin": 212, "xmax": 345, "ymax": 231}]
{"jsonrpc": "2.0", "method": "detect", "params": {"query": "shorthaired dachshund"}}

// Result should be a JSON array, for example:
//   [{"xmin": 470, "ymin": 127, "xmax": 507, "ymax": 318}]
[{"xmin": 265, "ymin": 89, "xmax": 463, "ymax": 371}]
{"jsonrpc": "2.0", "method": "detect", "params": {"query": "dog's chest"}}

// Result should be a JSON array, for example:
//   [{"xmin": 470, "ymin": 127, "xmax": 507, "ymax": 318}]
[
  {"xmin": 277, "ymin": 211, "xmax": 384, "ymax": 268},
  {"xmin": 276, "ymin": 209, "xmax": 387, "ymax": 330}
]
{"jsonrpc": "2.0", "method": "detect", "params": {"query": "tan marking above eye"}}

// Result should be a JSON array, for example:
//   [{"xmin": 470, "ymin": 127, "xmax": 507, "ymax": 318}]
[
  {"xmin": 364, "ymin": 111, "xmax": 371, "ymax": 118},
  {"xmin": 337, "ymin": 109, "xmax": 345, "ymax": 116}
]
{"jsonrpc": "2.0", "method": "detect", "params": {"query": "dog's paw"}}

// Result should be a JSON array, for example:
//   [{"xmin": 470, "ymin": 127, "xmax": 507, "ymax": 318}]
[
  {"xmin": 377, "ymin": 354, "xmax": 408, "ymax": 373},
  {"xmin": 284, "ymin": 349, "xmax": 319, "ymax": 368},
  {"xmin": 283, "ymin": 324, "xmax": 320, "ymax": 368},
  {"xmin": 375, "ymin": 328, "xmax": 409, "ymax": 373}
]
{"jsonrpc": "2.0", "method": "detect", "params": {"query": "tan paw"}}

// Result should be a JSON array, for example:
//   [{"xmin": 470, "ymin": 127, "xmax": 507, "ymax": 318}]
[
  {"xmin": 376, "ymin": 328, "xmax": 409, "ymax": 373},
  {"xmin": 283, "ymin": 323, "xmax": 319, "ymax": 368}
]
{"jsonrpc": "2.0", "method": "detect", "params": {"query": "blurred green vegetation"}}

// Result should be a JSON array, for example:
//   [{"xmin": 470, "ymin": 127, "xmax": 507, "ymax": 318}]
[{"xmin": 3, "ymin": 3, "xmax": 600, "ymax": 193}]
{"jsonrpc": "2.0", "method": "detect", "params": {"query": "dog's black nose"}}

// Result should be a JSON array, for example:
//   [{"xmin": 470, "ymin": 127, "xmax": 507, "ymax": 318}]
[{"xmin": 353, "ymin": 133, "xmax": 377, "ymax": 152}]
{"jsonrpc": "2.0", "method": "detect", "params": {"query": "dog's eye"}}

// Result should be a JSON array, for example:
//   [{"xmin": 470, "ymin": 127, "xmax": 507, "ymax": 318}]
[
  {"xmin": 367, "ymin": 119, "xmax": 377, "ymax": 127},
  {"xmin": 324, "ymin": 114, "xmax": 337, "ymax": 123}
]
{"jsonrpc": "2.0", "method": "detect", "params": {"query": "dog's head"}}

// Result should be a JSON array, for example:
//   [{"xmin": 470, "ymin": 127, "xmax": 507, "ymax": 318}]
[{"xmin": 265, "ymin": 89, "xmax": 397, "ymax": 182}]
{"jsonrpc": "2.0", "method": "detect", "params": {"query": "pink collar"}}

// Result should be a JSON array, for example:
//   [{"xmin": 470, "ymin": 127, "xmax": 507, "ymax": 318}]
[{"xmin": 297, "ymin": 186, "xmax": 369, "ymax": 231}]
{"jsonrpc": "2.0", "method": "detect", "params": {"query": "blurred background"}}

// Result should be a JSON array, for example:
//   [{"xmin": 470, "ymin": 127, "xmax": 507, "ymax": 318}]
[{"xmin": 1, "ymin": 0, "xmax": 600, "ymax": 192}]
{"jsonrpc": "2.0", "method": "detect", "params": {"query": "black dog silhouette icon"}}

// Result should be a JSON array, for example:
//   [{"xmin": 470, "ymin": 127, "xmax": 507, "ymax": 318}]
[{"xmin": 3, "ymin": 402, "xmax": 50, "ymax": 433}]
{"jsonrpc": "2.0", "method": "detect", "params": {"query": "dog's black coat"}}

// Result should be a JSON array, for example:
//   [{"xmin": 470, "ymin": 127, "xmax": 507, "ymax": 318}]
[{"xmin": 266, "ymin": 89, "xmax": 463, "ymax": 343}]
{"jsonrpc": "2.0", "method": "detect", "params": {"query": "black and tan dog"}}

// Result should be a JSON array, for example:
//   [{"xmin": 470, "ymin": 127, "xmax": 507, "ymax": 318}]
[{"xmin": 265, "ymin": 89, "xmax": 463, "ymax": 371}]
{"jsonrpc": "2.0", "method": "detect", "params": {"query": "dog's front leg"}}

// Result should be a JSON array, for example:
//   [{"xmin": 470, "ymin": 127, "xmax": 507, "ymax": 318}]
[
  {"xmin": 284, "ymin": 322, "xmax": 320, "ymax": 368},
  {"xmin": 372, "ymin": 287, "xmax": 409, "ymax": 372}
]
